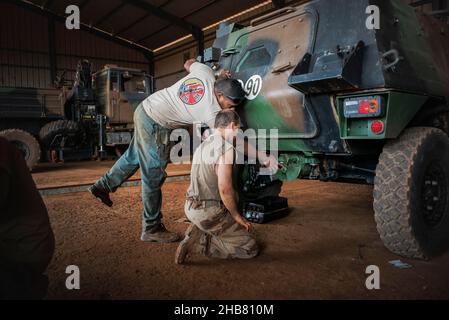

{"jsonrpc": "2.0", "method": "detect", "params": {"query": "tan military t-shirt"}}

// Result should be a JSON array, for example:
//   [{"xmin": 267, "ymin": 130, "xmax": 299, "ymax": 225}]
[
  {"xmin": 187, "ymin": 133, "xmax": 234, "ymax": 202},
  {"xmin": 142, "ymin": 62, "xmax": 221, "ymax": 129}
]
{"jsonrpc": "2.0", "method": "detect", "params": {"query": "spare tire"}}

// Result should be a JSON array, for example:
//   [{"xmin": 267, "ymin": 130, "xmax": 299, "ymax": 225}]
[
  {"xmin": 39, "ymin": 120, "xmax": 81, "ymax": 148},
  {"xmin": 0, "ymin": 129, "xmax": 41, "ymax": 170}
]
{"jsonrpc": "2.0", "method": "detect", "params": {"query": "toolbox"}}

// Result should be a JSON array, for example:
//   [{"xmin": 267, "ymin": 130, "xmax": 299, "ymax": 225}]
[{"xmin": 243, "ymin": 196, "xmax": 289, "ymax": 224}]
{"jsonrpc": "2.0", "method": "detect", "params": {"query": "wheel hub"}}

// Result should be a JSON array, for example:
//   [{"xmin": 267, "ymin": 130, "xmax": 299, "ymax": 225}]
[
  {"xmin": 10, "ymin": 140, "xmax": 30, "ymax": 160},
  {"xmin": 422, "ymin": 162, "xmax": 447, "ymax": 227}
]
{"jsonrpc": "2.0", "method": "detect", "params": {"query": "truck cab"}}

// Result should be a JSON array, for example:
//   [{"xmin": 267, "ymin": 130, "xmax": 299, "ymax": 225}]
[{"xmin": 93, "ymin": 65, "xmax": 152, "ymax": 126}]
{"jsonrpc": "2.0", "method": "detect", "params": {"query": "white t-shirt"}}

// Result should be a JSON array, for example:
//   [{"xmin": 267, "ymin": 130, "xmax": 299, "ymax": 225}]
[{"xmin": 142, "ymin": 62, "xmax": 221, "ymax": 129}]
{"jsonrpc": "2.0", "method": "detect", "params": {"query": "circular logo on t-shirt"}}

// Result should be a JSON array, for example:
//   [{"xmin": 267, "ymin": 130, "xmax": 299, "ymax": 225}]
[{"xmin": 178, "ymin": 78, "xmax": 205, "ymax": 105}]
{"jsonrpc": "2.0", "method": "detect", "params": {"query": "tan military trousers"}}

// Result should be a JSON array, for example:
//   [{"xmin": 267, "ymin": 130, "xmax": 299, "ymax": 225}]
[{"xmin": 184, "ymin": 201, "xmax": 259, "ymax": 259}]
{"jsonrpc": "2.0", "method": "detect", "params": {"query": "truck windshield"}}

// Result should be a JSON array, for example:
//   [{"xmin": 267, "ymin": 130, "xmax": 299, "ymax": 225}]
[{"xmin": 121, "ymin": 74, "xmax": 147, "ymax": 93}]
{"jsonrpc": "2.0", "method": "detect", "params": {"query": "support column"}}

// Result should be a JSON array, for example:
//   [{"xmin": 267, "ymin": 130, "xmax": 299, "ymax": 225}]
[
  {"xmin": 48, "ymin": 16, "xmax": 57, "ymax": 86},
  {"xmin": 143, "ymin": 51, "xmax": 155, "ymax": 92},
  {"xmin": 193, "ymin": 28, "xmax": 204, "ymax": 62}
]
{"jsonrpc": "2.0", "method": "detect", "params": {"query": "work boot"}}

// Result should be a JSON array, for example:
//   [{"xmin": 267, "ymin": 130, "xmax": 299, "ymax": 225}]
[
  {"xmin": 175, "ymin": 224, "xmax": 204, "ymax": 264},
  {"xmin": 88, "ymin": 185, "xmax": 113, "ymax": 207},
  {"xmin": 141, "ymin": 223, "xmax": 180, "ymax": 243}
]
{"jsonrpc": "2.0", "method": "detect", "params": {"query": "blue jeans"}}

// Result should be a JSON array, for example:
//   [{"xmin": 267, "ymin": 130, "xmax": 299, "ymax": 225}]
[{"xmin": 94, "ymin": 104, "xmax": 171, "ymax": 231}]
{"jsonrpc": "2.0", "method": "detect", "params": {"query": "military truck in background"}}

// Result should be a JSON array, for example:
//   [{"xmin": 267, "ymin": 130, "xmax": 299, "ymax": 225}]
[
  {"xmin": 205, "ymin": 0, "xmax": 449, "ymax": 259},
  {"xmin": 0, "ymin": 60, "xmax": 152, "ymax": 169}
]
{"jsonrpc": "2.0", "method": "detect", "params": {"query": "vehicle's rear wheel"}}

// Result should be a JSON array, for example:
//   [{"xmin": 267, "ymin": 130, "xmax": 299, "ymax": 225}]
[
  {"xmin": 0, "ymin": 129, "xmax": 41, "ymax": 170},
  {"xmin": 374, "ymin": 127, "xmax": 449, "ymax": 259}
]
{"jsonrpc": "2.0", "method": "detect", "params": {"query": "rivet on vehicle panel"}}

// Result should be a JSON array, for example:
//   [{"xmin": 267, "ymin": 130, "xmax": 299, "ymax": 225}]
[
  {"xmin": 278, "ymin": 49, "xmax": 282, "ymax": 53},
  {"xmin": 299, "ymin": 18, "xmax": 303, "ymax": 22}
]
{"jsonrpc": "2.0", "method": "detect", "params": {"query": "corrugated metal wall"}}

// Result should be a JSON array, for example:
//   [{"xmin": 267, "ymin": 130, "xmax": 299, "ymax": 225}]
[
  {"xmin": 0, "ymin": 2, "xmax": 149, "ymax": 89},
  {"xmin": 0, "ymin": 3, "xmax": 50, "ymax": 88}
]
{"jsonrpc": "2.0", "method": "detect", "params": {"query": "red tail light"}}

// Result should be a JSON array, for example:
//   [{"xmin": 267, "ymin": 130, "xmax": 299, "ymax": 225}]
[
  {"xmin": 344, "ymin": 95, "xmax": 382, "ymax": 118},
  {"xmin": 371, "ymin": 120, "xmax": 384, "ymax": 134}
]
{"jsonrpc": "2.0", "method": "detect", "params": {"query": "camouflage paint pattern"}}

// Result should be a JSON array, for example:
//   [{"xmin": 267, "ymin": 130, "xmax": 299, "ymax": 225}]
[{"xmin": 208, "ymin": 0, "xmax": 449, "ymax": 159}]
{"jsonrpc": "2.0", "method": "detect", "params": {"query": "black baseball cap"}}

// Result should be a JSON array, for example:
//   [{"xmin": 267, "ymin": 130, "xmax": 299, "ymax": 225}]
[{"xmin": 214, "ymin": 78, "xmax": 247, "ymax": 104}]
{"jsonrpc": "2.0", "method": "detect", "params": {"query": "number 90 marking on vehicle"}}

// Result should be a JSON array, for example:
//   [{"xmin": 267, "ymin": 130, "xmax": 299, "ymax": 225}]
[{"xmin": 238, "ymin": 75, "xmax": 263, "ymax": 101}]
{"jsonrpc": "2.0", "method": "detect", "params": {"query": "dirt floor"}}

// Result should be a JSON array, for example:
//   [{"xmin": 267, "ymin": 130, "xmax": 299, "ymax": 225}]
[
  {"xmin": 33, "ymin": 160, "xmax": 190, "ymax": 189},
  {"xmin": 40, "ymin": 175, "xmax": 449, "ymax": 299}
]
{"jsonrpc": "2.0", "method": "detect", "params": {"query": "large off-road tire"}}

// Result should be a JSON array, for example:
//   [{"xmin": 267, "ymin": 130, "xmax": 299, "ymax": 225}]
[
  {"xmin": 431, "ymin": 112, "xmax": 449, "ymax": 136},
  {"xmin": 39, "ymin": 120, "xmax": 81, "ymax": 147},
  {"xmin": 374, "ymin": 127, "xmax": 449, "ymax": 259},
  {"xmin": 0, "ymin": 129, "xmax": 41, "ymax": 170}
]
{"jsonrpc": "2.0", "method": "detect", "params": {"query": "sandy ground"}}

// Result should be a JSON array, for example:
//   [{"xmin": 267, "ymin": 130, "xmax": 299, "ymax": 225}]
[
  {"xmin": 41, "ymin": 179, "xmax": 449, "ymax": 300},
  {"xmin": 33, "ymin": 161, "xmax": 191, "ymax": 189}
]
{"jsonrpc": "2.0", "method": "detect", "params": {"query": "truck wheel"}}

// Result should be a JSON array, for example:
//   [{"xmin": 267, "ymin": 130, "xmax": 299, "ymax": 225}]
[
  {"xmin": 431, "ymin": 112, "xmax": 449, "ymax": 136},
  {"xmin": 0, "ymin": 129, "xmax": 41, "ymax": 170},
  {"xmin": 374, "ymin": 127, "xmax": 449, "ymax": 259},
  {"xmin": 39, "ymin": 120, "xmax": 81, "ymax": 147}
]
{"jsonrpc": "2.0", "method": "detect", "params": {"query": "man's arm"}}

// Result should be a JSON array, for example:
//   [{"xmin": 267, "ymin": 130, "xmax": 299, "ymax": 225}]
[
  {"xmin": 216, "ymin": 149, "xmax": 252, "ymax": 232},
  {"xmin": 184, "ymin": 58, "xmax": 197, "ymax": 73},
  {"xmin": 243, "ymin": 139, "xmax": 279, "ymax": 173},
  {"xmin": 216, "ymin": 69, "xmax": 232, "ymax": 80}
]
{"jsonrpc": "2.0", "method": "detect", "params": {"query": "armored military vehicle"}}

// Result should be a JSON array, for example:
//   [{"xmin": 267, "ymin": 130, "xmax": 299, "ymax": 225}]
[
  {"xmin": 205, "ymin": 0, "xmax": 449, "ymax": 259},
  {"xmin": 0, "ymin": 60, "xmax": 152, "ymax": 169}
]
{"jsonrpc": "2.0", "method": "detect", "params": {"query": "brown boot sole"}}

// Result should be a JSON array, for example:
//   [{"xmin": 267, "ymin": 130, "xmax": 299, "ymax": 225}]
[
  {"xmin": 175, "ymin": 224, "xmax": 200, "ymax": 264},
  {"xmin": 175, "ymin": 239, "xmax": 190, "ymax": 264}
]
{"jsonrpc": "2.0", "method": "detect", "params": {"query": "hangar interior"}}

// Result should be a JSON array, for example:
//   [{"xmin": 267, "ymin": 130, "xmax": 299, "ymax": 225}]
[
  {"xmin": 1, "ymin": 0, "xmax": 449, "ymax": 301},
  {"xmin": 1, "ymin": 0, "xmax": 447, "ymax": 90}
]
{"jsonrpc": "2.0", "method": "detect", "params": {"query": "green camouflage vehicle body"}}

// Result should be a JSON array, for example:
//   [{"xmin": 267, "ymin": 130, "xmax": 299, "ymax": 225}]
[{"xmin": 205, "ymin": 0, "xmax": 449, "ymax": 259}]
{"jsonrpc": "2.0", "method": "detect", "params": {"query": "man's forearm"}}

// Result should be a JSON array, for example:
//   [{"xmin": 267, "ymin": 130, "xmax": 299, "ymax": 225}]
[{"xmin": 220, "ymin": 189, "xmax": 240, "ymax": 218}]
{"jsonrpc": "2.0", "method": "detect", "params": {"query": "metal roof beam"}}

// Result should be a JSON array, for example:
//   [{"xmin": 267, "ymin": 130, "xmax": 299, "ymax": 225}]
[
  {"xmin": 94, "ymin": 1, "xmax": 126, "ymax": 27},
  {"xmin": 79, "ymin": 0, "xmax": 91, "ymax": 10},
  {"xmin": 123, "ymin": 0, "xmax": 201, "ymax": 35},
  {"xmin": 115, "ymin": 12, "xmax": 151, "ymax": 36},
  {"xmin": 409, "ymin": 0, "xmax": 433, "ymax": 7},
  {"xmin": 41, "ymin": 0, "xmax": 54, "ymax": 9},
  {"xmin": 115, "ymin": 0, "xmax": 176, "ymax": 36},
  {"xmin": 137, "ymin": 0, "xmax": 219, "ymax": 44},
  {"xmin": 8, "ymin": 0, "xmax": 152, "ymax": 54}
]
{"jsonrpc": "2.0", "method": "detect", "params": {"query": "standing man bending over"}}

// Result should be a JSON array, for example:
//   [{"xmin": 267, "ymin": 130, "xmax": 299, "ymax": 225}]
[
  {"xmin": 89, "ymin": 59, "xmax": 247, "ymax": 243},
  {"xmin": 175, "ymin": 110, "xmax": 258, "ymax": 264}
]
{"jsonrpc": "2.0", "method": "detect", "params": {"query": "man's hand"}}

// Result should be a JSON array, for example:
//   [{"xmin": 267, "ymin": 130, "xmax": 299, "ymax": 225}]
[
  {"xmin": 217, "ymin": 69, "xmax": 232, "ymax": 80},
  {"xmin": 184, "ymin": 58, "xmax": 197, "ymax": 73},
  {"xmin": 234, "ymin": 214, "xmax": 253, "ymax": 232},
  {"xmin": 260, "ymin": 153, "xmax": 279, "ymax": 173}
]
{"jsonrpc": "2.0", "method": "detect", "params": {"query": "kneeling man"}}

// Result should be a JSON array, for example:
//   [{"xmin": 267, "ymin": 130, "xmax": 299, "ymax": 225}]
[{"xmin": 175, "ymin": 110, "xmax": 258, "ymax": 264}]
